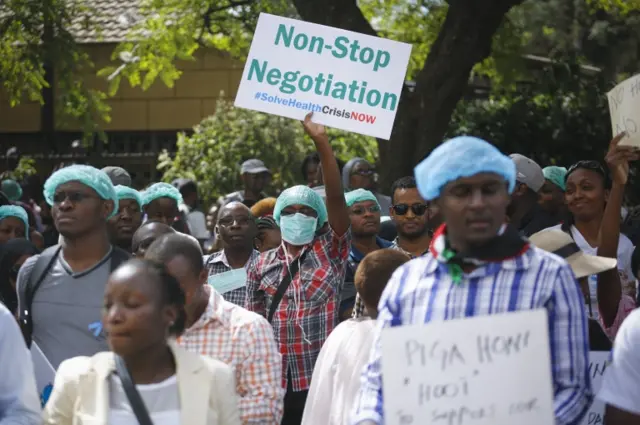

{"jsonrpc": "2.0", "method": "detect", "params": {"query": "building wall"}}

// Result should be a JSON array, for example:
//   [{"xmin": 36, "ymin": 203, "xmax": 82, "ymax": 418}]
[{"xmin": 0, "ymin": 44, "xmax": 245, "ymax": 133}]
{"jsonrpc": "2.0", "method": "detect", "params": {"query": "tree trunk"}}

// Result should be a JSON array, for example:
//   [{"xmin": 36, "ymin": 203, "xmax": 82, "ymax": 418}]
[
  {"xmin": 291, "ymin": 0, "xmax": 524, "ymax": 191},
  {"xmin": 378, "ymin": 0, "xmax": 524, "ymax": 190}
]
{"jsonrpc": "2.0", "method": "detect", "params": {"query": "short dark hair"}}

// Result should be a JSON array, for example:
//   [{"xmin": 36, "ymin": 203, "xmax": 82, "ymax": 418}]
[
  {"xmin": 391, "ymin": 176, "xmax": 417, "ymax": 204},
  {"xmin": 301, "ymin": 153, "xmax": 320, "ymax": 181},
  {"xmin": 145, "ymin": 233, "xmax": 204, "ymax": 274},
  {"xmin": 127, "ymin": 259, "xmax": 187, "ymax": 336},
  {"xmin": 355, "ymin": 249, "xmax": 410, "ymax": 313},
  {"xmin": 179, "ymin": 181, "xmax": 198, "ymax": 196}
]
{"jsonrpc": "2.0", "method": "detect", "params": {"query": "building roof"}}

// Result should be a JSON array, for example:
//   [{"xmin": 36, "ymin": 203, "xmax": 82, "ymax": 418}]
[{"xmin": 70, "ymin": 0, "xmax": 140, "ymax": 43}]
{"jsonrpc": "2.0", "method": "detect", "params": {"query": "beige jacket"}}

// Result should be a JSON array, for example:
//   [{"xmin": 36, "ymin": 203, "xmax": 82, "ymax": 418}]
[{"xmin": 42, "ymin": 340, "xmax": 241, "ymax": 425}]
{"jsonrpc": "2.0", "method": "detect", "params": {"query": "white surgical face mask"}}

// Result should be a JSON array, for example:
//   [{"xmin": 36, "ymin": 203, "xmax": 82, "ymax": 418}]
[{"xmin": 279, "ymin": 213, "xmax": 317, "ymax": 246}]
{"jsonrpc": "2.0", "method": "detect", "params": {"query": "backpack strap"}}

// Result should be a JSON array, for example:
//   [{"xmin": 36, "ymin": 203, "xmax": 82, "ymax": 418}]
[
  {"xmin": 19, "ymin": 245, "xmax": 130, "ymax": 347},
  {"xmin": 19, "ymin": 245, "xmax": 61, "ymax": 347}
]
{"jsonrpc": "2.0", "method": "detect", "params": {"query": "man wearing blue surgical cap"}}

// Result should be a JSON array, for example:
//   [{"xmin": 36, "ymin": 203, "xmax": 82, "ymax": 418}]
[
  {"xmin": 353, "ymin": 137, "xmax": 591, "ymax": 425},
  {"xmin": 15, "ymin": 165, "xmax": 130, "ymax": 370},
  {"xmin": 246, "ymin": 112, "xmax": 351, "ymax": 424}
]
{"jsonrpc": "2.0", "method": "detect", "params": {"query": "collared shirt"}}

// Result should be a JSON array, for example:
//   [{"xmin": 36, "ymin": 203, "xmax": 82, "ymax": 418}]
[
  {"xmin": 245, "ymin": 228, "xmax": 351, "ymax": 392},
  {"xmin": 352, "ymin": 247, "xmax": 592, "ymax": 425},
  {"xmin": 347, "ymin": 237, "xmax": 393, "ymax": 319},
  {"xmin": 205, "ymin": 249, "xmax": 260, "ymax": 306},
  {"xmin": 177, "ymin": 288, "xmax": 284, "ymax": 424},
  {"xmin": 0, "ymin": 303, "xmax": 41, "ymax": 424}
]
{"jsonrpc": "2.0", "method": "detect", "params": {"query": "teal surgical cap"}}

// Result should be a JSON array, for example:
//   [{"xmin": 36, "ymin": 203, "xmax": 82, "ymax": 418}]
[
  {"xmin": 274, "ymin": 185, "xmax": 327, "ymax": 230},
  {"xmin": 415, "ymin": 136, "xmax": 516, "ymax": 201},
  {"xmin": 43, "ymin": 165, "xmax": 118, "ymax": 218},
  {"xmin": 115, "ymin": 185, "xmax": 143, "ymax": 211},
  {"xmin": 543, "ymin": 166, "xmax": 567, "ymax": 191},
  {"xmin": 0, "ymin": 205, "xmax": 29, "ymax": 240},
  {"xmin": 1, "ymin": 180, "xmax": 22, "ymax": 201},
  {"xmin": 142, "ymin": 182, "xmax": 183, "ymax": 207},
  {"xmin": 345, "ymin": 189, "xmax": 379, "ymax": 208}
]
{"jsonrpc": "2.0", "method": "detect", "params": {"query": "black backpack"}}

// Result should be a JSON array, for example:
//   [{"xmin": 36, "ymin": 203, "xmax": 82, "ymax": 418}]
[{"xmin": 18, "ymin": 245, "xmax": 130, "ymax": 347}]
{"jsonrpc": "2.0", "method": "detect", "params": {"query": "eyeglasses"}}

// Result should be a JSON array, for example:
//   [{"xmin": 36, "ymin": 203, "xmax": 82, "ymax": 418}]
[
  {"xmin": 351, "ymin": 169, "xmax": 375, "ymax": 177},
  {"xmin": 350, "ymin": 205, "xmax": 381, "ymax": 215},
  {"xmin": 52, "ymin": 191, "xmax": 96, "ymax": 205},
  {"xmin": 217, "ymin": 216, "xmax": 253, "ymax": 227},
  {"xmin": 392, "ymin": 203, "xmax": 428, "ymax": 216}
]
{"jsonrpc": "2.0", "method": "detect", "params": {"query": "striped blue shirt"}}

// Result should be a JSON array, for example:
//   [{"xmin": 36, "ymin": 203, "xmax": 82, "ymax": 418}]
[{"xmin": 351, "ymin": 246, "xmax": 592, "ymax": 425}]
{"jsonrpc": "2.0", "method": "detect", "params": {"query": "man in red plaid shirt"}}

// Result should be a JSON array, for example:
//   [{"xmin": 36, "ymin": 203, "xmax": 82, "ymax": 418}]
[{"xmin": 245, "ymin": 112, "xmax": 351, "ymax": 425}]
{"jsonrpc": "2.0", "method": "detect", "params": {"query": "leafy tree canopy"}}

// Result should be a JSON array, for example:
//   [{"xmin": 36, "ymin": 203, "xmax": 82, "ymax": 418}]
[{"xmin": 158, "ymin": 97, "xmax": 377, "ymax": 206}]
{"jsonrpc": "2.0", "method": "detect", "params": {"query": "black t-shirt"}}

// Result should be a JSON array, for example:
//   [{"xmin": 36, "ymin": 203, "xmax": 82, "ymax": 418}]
[{"xmin": 589, "ymin": 319, "xmax": 612, "ymax": 351}]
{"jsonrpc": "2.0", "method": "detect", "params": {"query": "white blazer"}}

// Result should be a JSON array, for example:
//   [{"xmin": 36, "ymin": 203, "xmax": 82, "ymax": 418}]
[{"xmin": 42, "ymin": 340, "xmax": 241, "ymax": 425}]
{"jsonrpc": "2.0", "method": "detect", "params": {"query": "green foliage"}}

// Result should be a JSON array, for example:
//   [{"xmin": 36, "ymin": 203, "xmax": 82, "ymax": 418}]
[
  {"xmin": 157, "ymin": 97, "xmax": 377, "ymax": 206},
  {"xmin": 448, "ymin": 66, "xmax": 612, "ymax": 166},
  {"xmin": 0, "ymin": 0, "xmax": 110, "ymax": 142},
  {"xmin": 358, "ymin": 0, "xmax": 447, "ymax": 81},
  {"xmin": 2, "ymin": 156, "xmax": 38, "ymax": 182},
  {"xmin": 102, "ymin": 0, "xmax": 296, "ymax": 94}
]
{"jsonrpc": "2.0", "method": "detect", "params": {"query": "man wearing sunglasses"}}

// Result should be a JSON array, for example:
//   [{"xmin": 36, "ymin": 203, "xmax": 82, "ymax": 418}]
[
  {"xmin": 389, "ymin": 176, "xmax": 433, "ymax": 258},
  {"xmin": 341, "ymin": 189, "xmax": 391, "ymax": 321}
]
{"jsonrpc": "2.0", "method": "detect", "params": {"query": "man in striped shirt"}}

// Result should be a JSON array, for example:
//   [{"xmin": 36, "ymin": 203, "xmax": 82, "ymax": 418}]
[{"xmin": 352, "ymin": 136, "xmax": 592, "ymax": 425}]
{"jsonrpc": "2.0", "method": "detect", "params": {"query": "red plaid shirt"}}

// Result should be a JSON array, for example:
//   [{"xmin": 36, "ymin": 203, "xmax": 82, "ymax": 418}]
[{"xmin": 245, "ymin": 228, "xmax": 351, "ymax": 392}]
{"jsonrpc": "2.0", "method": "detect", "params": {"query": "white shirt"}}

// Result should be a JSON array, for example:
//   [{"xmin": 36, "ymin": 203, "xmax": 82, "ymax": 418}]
[
  {"xmin": 108, "ymin": 374, "xmax": 180, "ymax": 425},
  {"xmin": 301, "ymin": 318, "xmax": 376, "ymax": 425},
  {"xmin": 598, "ymin": 308, "xmax": 640, "ymax": 415},
  {"xmin": 546, "ymin": 224, "xmax": 636, "ymax": 320},
  {"xmin": 179, "ymin": 204, "xmax": 210, "ymax": 239}
]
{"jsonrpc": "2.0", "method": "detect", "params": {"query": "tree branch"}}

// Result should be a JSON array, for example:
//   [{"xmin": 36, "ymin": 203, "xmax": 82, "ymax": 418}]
[{"xmin": 291, "ymin": 0, "xmax": 378, "ymax": 37}]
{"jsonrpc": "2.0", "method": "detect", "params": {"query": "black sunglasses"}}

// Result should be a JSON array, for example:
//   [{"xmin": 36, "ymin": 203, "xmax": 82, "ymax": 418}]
[
  {"xmin": 392, "ymin": 203, "xmax": 428, "ymax": 216},
  {"xmin": 52, "ymin": 191, "xmax": 97, "ymax": 205}
]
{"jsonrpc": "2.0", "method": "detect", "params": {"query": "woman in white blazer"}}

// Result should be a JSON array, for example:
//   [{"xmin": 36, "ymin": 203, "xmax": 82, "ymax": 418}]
[{"xmin": 42, "ymin": 259, "xmax": 241, "ymax": 425}]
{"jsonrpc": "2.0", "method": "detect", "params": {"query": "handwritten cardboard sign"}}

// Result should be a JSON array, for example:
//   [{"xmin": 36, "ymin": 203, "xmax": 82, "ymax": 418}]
[
  {"xmin": 381, "ymin": 309, "xmax": 554, "ymax": 425},
  {"xmin": 580, "ymin": 351, "xmax": 610, "ymax": 425},
  {"xmin": 234, "ymin": 13, "xmax": 412, "ymax": 139},
  {"xmin": 607, "ymin": 74, "xmax": 640, "ymax": 147}
]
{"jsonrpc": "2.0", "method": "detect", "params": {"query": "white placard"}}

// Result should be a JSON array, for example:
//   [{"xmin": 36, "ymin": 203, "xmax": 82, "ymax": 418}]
[
  {"xmin": 234, "ymin": 13, "xmax": 412, "ymax": 140},
  {"xmin": 607, "ymin": 74, "xmax": 640, "ymax": 147},
  {"xmin": 580, "ymin": 351, "xmax": 610, "ymax": 425},
  {"xmin": 381, "ymin": 309, "xmax": 554, "ymax": 425},
  {"xmin": 31, "ymin": 342, "xmax": 56, "ymax": 407}
]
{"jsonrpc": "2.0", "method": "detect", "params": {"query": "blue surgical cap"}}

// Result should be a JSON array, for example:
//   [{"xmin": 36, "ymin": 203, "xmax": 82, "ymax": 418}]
[
  {"xmin": 415, "ymin": 136, "xmax": 516, "ymax": 201},
  {"xmin": 345, "ymin": 189, "xmax": 380, "ymax": 208},
  {"xmin": 274, "ymin": 185, "xmax": 327, "ymax": 230},
  {"xmin": 0, "ymin": 205, "xmax": 29, "ymax": 240},
  {"xmin": 115, "ymin": 185, "xmax": 143, "ymax": 211},
  {"xmin": 43, "ymin": 165, "xmax": 118, "ymax": 218},
  {"xmin": 141, "ymin": 182, "xmax": 183, "ymax": 207},
  {"xmin": 543, "ymin": 166, "xmax": 567, "ymax": 191}
]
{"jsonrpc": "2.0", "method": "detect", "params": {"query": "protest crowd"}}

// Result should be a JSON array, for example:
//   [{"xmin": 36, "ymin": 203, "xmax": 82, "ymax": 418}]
[
  {"xmin": 1, "ymin": 109, "xmax": 640, "ymax": 425},
  {"xmin": 3, "ymin": 8, "xmax": 640, "ymax": 425}
]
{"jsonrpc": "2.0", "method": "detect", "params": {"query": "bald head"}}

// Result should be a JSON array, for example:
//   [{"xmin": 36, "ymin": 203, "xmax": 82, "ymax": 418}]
[
  {"xmin": 216, "ymin": 201, "xmax": 256, "ymax": 250},
  {"xmin": 132, "ymin": 221, "xmax": 176, "ymax": 257}
]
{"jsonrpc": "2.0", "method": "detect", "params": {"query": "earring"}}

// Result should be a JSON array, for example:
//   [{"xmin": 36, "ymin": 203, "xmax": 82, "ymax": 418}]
[{"xmin": 169, "ymin": 321, "xmax": 175, "ymax": 327}]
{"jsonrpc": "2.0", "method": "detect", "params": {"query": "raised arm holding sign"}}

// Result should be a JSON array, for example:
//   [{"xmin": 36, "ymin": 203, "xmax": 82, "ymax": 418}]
[
  {"xmin": 234, "ymin": 13, "xmax": 412, "ymax": 139},
  {"xmin": 607, "ymin": 74, "xmax": 640, "ymax": 147}
]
